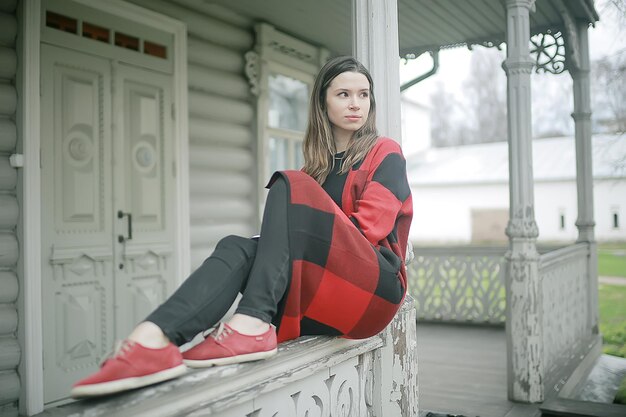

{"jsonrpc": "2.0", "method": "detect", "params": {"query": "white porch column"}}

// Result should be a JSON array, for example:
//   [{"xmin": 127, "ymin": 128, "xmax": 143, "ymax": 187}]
[
  {"xmin": 572, "ymin": 22, "xmax": 595, "ymax": 243},
  {"xmin": 352, "ymin": 5, "xmax": 417, "ymax": 415},
  {"xmin": 351, "ymin": 0, "xmax": 402, "ymax": 145},
  {"xmin": 570, "ymin": 21, "xmax": 599, "ymax": 336},
  {"xmin": 502, "ymin": 0, "xmax": 544, "ymax": 403}
]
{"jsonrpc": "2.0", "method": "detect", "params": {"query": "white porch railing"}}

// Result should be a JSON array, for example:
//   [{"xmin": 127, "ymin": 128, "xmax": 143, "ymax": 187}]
[
  {"xmin": 539, "ymin": 242, "xmax": 598, "ymax": 393},
  {"xmin": 407, "ymin": 246, "xmax": 507, "ymax": 324},
  {"xmin": 407, "ymin": 242, "xmax": 600, "ymax": 398}
]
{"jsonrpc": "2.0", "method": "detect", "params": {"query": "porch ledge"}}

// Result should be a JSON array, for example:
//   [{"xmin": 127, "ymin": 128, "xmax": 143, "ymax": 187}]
[
  {"xmin": 34, "ymin": 297, "xmax": 418, "ymax": 417},
  {"xmin": 35, "ymin": 336, "xmax": 381, "ymax": 417}
]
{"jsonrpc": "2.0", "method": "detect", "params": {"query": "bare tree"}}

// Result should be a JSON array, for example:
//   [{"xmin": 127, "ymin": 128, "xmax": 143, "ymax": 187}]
[
  {"xmin": 532, "ymin": 72, "xmax": 574, "ymax": 138},
  {"xmin": 429, "ymin": 81, "xmax": 469, "ymax": 147},
  {"xmin": 592, "ymin": 53, "xmax": 626, "ymax": 133},
  {"xmin": 463, "ymin": 48, "xmax": 508, "ymax": 143}
]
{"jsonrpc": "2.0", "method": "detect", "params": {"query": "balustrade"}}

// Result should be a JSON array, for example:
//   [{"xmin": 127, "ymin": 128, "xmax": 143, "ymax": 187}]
[{"xmin": 407, "ymin": 246, "xmax": 507, "ymax": 324}]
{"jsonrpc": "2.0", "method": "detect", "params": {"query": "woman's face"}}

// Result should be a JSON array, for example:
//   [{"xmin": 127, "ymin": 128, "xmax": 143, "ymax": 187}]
[{"xmin": 325, "ymin": 71, "xmax": 371, "ymax": 140}]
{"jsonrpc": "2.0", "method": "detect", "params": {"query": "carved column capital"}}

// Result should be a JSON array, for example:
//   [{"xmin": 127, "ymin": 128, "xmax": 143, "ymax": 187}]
[
  {"xmin": 502, "ymin": 59, "xmax": 535, "ymax": 75},
  {"xmin": 505, "ymin": 0, "xmax": 536, "ymax": 11},
  {"xmin": 506, "ymin": 218, "xmax": 539, "ymax": 239}
]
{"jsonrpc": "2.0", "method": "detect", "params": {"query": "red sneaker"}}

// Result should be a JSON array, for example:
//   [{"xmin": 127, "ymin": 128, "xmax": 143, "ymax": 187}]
[
  {"xmin": 183, "ymin": 323, "xmax": 277, "ymax": 368},
  {"xmin": 70, "ymin": 340, "xmax": 186, "ymax": 398}
]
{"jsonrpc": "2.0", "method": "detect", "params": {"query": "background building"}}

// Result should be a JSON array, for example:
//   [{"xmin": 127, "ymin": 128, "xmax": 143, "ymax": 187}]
[{"xmin": 408, "ymin": 134, "xmax": 626, "ymax": 244}]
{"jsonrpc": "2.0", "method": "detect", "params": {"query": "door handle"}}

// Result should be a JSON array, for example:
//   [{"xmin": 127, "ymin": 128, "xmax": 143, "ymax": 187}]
[{"xmin": 117, "ymin": 210, "xmax": 133, "ymax": 243}]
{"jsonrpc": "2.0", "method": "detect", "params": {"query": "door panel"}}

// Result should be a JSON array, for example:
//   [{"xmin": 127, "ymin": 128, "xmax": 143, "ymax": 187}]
[
  {"xmin": 113, "ymin": 63, "xmax": 177, "ymax": 339},
  {"xmin": 41, "ymin": 44, "xmax": 114, "ymax": 404}
]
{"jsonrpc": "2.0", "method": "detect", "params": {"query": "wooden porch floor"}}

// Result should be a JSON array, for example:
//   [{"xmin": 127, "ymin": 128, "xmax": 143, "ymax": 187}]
[{"xmin": 417, "ymin": 323, "xmax": 536, "ymax": 417}]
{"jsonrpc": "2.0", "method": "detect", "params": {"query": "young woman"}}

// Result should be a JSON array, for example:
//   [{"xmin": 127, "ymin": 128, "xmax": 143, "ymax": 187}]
[{"xmin": 71, "ymin": 56, "xmax": 412, "ymax": 398}]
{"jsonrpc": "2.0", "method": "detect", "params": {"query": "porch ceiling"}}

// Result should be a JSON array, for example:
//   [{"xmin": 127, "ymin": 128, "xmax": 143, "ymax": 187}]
[{"xmin": 199, "ymin": 0, "xmax": 598, "ymax": 57}]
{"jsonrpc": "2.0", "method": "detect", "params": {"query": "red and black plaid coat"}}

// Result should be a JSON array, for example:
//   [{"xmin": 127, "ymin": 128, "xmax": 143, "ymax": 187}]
[{"xmin": 270, "ymin": 137, "xmax": 413, "ymax": 343}]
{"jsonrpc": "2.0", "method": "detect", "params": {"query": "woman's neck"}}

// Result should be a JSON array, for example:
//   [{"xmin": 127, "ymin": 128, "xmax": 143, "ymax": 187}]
[{"xmin": 333, "ymin": 133, "xmax": 351, "ymax": 153}]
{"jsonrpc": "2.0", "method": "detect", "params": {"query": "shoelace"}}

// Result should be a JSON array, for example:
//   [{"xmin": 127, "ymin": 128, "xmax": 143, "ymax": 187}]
[
  {"xmin": 99, "ymin": 340, "xmax": 135, "ymax": 366},
  {"xmin": 209, "ymin": 323, "xmax": 234, "ymax": 342}
]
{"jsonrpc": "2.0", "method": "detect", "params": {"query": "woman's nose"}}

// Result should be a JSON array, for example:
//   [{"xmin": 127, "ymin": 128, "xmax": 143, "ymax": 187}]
[{"xmin": 349, "ymin": 101, "xmax": 360, "ymax": 110}]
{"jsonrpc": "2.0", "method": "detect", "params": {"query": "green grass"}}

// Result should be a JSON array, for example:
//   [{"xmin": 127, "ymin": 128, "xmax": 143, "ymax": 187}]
[
  {"xmin": 598, "ymin": 243, "xmax": 626, "ymax": 278},
  {"xmin": 598, "ymin": 283, "xmax": 626, "ymax": 404},
  {"xmin": 599, "ymin": 283, "xmax": 626, "ymax": 358}
]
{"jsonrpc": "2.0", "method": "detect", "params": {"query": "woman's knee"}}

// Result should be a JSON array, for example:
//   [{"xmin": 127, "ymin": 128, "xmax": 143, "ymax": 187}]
[{"xmin": 209, "ymin": 235, "xmax": 257, "ymax": 264}]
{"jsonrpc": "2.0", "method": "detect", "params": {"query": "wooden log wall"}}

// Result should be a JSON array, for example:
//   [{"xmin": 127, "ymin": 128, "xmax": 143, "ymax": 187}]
[
  {"xmin": 127, "ymin": 0, "xmax": 257, "ymax": 269},
  {"xmin": 0, "ymin": 0, "xmax": 20, "ymax": 415}
]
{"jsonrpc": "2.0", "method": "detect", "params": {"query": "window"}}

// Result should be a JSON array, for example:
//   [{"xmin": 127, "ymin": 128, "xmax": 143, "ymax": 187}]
[
  {"xmin": 266, "ymin": 72, "xmax": 310, "ymax": 174},
  {"xmin": 246, "ymin": 23, "xmax": 329, "ymax": 218},
  {"xmin": 613, "ymin": 209, "xmax": 620, "ymax": 229},
  {"xmin": 558, "ymin": 208, "xmax": 566, "ymax": 230}
]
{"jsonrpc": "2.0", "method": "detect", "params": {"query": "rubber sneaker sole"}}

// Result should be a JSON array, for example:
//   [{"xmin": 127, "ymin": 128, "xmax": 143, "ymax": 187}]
[
  {"xmin": 70, "ymin": 364, "xmax": 187, "ymax": 398},
  {"xmin": 183, "ymin": 347, "xmax": 277, "ymax": 368}
]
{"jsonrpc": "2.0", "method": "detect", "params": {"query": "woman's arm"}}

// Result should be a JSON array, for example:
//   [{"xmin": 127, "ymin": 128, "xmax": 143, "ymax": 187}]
[{"xmin": 349, "ymin": 151, "xmax": 411, "ymax": 245}]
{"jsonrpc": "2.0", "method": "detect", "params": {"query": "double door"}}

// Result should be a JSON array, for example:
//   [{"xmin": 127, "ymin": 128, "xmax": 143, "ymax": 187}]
[{"xmin": 41, "ymin": 43, "xmax": 178, "ymax": 404}]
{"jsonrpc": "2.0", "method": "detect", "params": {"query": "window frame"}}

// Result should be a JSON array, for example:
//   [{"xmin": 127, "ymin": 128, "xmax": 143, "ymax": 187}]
[
  {"xmin": 263, "ymin": 62, "xmax": 314, "ymax": 180},
  {"xmin": 246, "ymin": 23, "xmax": 329, "ymax": 224}
]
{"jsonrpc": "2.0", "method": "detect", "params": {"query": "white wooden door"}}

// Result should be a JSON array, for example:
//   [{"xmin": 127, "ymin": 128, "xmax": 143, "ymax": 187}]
[
  {"xmin": 111, "ymin": 63, "xmax": 177, "ymax": 338},
  {"xmin": 41, "ymin": 44, "xmax": 177, "ymax": 404}
]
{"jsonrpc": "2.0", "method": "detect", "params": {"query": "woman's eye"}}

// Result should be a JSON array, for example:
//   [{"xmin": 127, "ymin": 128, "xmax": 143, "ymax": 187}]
[
  {"xmin": 338, "ymin": 92, "xmax": 348, "ymax": 97},
  {"xmin": 360, "ymin": 92, "xmax": 369, "ymax": 98}
]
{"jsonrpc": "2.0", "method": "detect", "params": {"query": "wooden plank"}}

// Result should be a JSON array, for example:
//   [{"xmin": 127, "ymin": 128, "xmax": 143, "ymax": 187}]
[
  {"xmin": 0, "ymin": 195, "xmax": 18, "ymax": 228},
  {"xmin": 0, "ymin": 118, "xmax": 16, "ymax": 152},
  {"xmin": 0, "ymin": 233, "xmax": 18, "ymax": 267},
  {"xmin": 0, "ymin": 46, "xmax": 16, "ymax": 79},
  {"xmin": 416, "ymin": 323, "xmax": 516, "ymax": 417},
  {"xmin": 0, "ymin": 84, "xmax": 16, "ymax": 115},
  {"xmin": 541, "ymin": 398, "xmax": 626, "ymax": 417},
  {"xmin": 0, "ymin": 12, "xmax": 16, "ymax": 47},
  {"xmin": 0, "ymin": 272, "xmax": 18, "ymax": 303},
  {"xmin": 0, "ymin": 338, "xmax": 20, "ymax": 370},
  {"xmin": 0, "ymin": 371, "xmax": 19, "ymax": 404}
]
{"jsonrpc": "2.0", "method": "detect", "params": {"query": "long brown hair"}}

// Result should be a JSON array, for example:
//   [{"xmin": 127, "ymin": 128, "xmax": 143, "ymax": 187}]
[{"xmin": 302, "ymin": 56, "xmax": 379, "ymax": 184}]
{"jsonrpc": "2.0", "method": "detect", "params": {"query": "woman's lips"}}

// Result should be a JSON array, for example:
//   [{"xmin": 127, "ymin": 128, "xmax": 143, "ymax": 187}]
[{"xmin": 345, "ymin": 115, "xmax": 361, "ymax": 121}]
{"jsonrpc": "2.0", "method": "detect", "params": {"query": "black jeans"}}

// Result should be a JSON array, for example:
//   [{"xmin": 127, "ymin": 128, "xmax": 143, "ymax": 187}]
[{"xmin": 145, "ymin": 177, "xmax": 290, "ymax": 346}]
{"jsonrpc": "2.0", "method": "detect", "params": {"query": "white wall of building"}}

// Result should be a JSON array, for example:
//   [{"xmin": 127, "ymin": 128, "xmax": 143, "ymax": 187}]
[
  {"xmin": 400, "ymin": 96, "xmax": 431, "ymax": 157},
  {"xmin": 595, "ymin": 179, "xmax": 626, "ymax": 241},
  {"xmin": 534, "ymin": 181, "xmax": 579, "ymax": 241},
  {"xmin": 410, "ymin": 183, "xmax": 508, "ymax": 243},
  {"xmin": 410, "ymin": 179, "xmax": 626, "ymax": 244}
]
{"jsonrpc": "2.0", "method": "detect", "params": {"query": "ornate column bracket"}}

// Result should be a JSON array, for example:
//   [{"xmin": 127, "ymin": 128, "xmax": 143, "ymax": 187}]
[
  {"xmin": 530, "ymin": 30, "xmax": 566, "ymax": 74},
  {"xmin": 554, "ymin": 0, "xmax": 581, "ymax": 72},
  {"xmin": 244, "ymin": 50, "xmax": 260, "ymax": 96}
]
